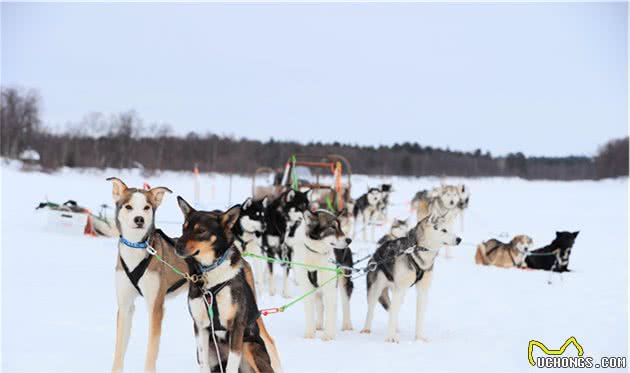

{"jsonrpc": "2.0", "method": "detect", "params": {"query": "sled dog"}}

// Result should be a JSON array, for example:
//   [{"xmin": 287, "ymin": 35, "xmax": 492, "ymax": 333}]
[
  {"xmin": 361, "ymin": 214, "xmax": 461, "ymax": 343},
  {"xmin": 107, "ymin": 177, "xmax": 188, "ymax": 373},
  {"xmin": 475, "ymin": 235, "xmax": 533, "ymax": 268},
  {"xmin": 175, "ymin": 197, "xmax": 282, "ymax": 373},
  {"xmin": 292, "ymin": 209, "xmax": 354, "ymax": 340}
]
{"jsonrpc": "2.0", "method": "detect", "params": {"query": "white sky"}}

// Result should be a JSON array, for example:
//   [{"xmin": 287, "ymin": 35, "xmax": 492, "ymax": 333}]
[{"xmin": 2, "ymin": 2, "xmax": 627, "ymax": 156}]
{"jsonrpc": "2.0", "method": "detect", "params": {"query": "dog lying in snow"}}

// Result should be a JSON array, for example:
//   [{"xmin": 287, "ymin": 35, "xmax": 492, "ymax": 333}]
[
  {"xmin": 475, "ymin": 235, "xmax": 533, "ymax": 268},
  {"xmin": 525, "ymin": 231, "xmax": 579, "ymax": 272}
]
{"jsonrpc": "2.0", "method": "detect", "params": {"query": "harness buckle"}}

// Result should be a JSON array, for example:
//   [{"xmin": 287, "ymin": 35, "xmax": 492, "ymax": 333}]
[
  {"xmin": 368, "ymin": 262, "xmax": 378, "ymax": 272},
  {"xmin": 145, "ymin": 245, "xmax": 157, "ymax": 256}
]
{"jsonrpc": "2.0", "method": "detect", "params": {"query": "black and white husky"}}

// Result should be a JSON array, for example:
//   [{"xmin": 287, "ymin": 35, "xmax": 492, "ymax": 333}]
[
  {"xmin": 352, "ymin": 187, "xmax": 383, "ymax": 241},
  {"xmin": 280, "ymin": 189, "xmax": 311, "ymax": 298},
  {"xmin": 233, "ymin": 197, "xmax": 268, "ymax": 297},
  {"xmin": 375, "ymin": 183, "xmax": 393, "ymax": 220},
  {"xmin": 361, "ymin": 215, "xmax": 461, "ymax": 343},
  {"xmin": 262, "ymin": 190, "xmax": 310, "ymax": 296},
  {"xmin": 377, "ymin": 218, "xmax": 409, "ymax": 245},
  {"xmin": 292, "ymin": 209, "xmax": 354, "ymax": 340}
]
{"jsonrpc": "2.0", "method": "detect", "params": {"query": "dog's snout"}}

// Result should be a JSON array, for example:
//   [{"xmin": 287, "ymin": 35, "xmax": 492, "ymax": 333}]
[
  {"xmin": 456, "ymin": 237, "xmax": 462, "ymax": 245},
  {"xmin": 345, "ymin": 238, "xmax": 352, "ymax": 245},
  {"xmin": 134, "ymin": 216, "xmax": 144, "ymax": 226}
]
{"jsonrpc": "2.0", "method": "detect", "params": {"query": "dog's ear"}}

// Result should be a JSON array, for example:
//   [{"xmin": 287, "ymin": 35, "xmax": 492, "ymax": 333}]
[
  {"xmin": 177, "ymin": 196, "xmax": 195, "ymax": 217},
  {"xmin": 572, "ymin": 231, "xmax": 579, "ymax": 238},
  {"xmin": 106, "ymin": 177, "xmax": 128, "ymax": 203},
  {"xmin": 261, "ymin": 196, "xmax": 269, "ymax": 209},
  {"xmin": 459, "ymin": 184, "xmax": 466, "ymax": 193},
  {"xmin": 304, "ymin": 189, "xmax": 312, "ymax": 198},
  {"xmin": 556, "ymin": 231, "xmax": 561, "ymax": 237},
  {"xmin": 242, "ymin": 197, "xmax": 252, "ymax": 211},
  {"xmin": 285, "ymin": 190, "xmax": 295, "ymax": 203},
  {"xmin": 221, "ymin": 204, "xmax": 241, "ymax": 231},
  {"xmin": 336, "ymin": 208, "xmax": 347, "ymax": 218},
  {"xmin": 148, "ymin": 186, "xmax": 172, "ymax": 208}
]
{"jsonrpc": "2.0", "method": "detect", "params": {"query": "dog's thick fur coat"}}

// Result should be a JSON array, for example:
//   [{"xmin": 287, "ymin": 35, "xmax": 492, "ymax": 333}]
[
  {"xmin": 175, "ymin": 197, "xmax": 282, "ymax": 373},
  {"xmin": 361, "ymin": 215, "xmax": 461, "ymax": 343},
  {"xmin": 108, "ymin": 177, "xmax": 188, "ymax": 373},
  {"xmin": 475, "ymin": 235, "xmax": 533, "ymax": 268}
]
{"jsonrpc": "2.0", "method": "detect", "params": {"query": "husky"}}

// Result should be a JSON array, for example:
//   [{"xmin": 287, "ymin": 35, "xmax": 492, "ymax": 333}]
[
  {"xmin": 412, "ymin": 185, "xmax": 460, "ymax": 223},
  {"xmin": 261, "ymin": 193, "xmax": 288, "ymax": 296},
  {"xmin": 280, "ymin": 189, "xmax": 311, "ymax": 298},
  {"xmin": 353, "ymin": 187, "xmax": 383, "ymax": 241},
  {"xmin": 262, "ymin": 189, "xmax": 311, "ymax": 296},
  {"xmin": 360, "ymin": 214, "xmax": 461, "ymax": 343},
  {"xmin": 525, "ymin": 231, "xmax": 579, "ymax": 272},
  {"xmin": 175, "ymin": 197, "xmax": 282, "ymax": 373},
  {"xmin": 107, "ymin": 177, "xmax": 188, "ymax": 373},
  {"xmin": 377, "ymin": 218, "xmax": 409, "ymax": 245},
  {"xmin": 375, "ymin": 184, "xmax": 392, "ymax": 220},
  {"xmin": 233, "ymin": 197, "xmax": 268, "ymax": 297},
  {"xmin": 291, "ymin": 209, "xmax": 354, "ymax": 340},
  {"xmin": 475, "ymin": 235, "xmax": 533, "ymax": 268}
]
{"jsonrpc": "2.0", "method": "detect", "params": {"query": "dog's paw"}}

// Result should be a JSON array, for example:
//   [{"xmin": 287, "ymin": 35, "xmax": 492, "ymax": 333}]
[
  {"xmin": 342, "ymin": 323, "xmax": 353, "ymax": 331},
  {"xmin": 321, "ymin": 332, "xmax": 335, "ymax": 341},
  {"xmin": 282, "ymin": 291, "xmax": 291, "ymax": 299},
  {"xmin": 360, "ymin": 328, "xmax": 371, "ymax": 334},
  {"xmin": 198, "ymin": 365, "xmax": 211, "ymax": 373},
  {"xmin": 304, "ymin": 330, "xmax": 315, "ymax": 339},
  {"xmin": 415, "ymin": 335, "xmax": 430, "ymax": 343},
  {"xmin": 384, "ymin": 334, "xmax": 400, "ymax": 343}
]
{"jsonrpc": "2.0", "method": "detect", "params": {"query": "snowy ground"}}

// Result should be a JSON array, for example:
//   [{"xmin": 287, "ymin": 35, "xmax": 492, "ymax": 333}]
[{"xmin": 1, "ymin": 162, "xmax": 628, "ymax": 372}]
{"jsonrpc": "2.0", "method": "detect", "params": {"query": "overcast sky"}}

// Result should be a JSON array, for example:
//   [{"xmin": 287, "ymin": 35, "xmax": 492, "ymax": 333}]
[{"xmin": 2, "ymin": 2, "xmax": 627, "ymax": 157}]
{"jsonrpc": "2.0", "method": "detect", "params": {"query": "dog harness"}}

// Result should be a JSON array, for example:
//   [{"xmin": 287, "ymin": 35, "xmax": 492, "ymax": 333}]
[
  {"xmin": 119, "ymin": 236, "xmax": 153, "ymax": 296},
  {"xmin": 119, "ymin": 235, "xmax": 187, "ymax": 296}
]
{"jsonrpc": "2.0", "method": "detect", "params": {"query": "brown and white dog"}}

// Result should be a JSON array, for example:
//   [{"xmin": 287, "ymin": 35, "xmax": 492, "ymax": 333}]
[
  {"xmin": 475, "ymin": 235, "xmax": 533, "ymax": 268},
  {"xmin": 107, "ymin": 177, "xmax": 188, "ymax": 373},
  {"xmin": 175, "ymin": 196, "xmax": 282, "ymax": 373}
]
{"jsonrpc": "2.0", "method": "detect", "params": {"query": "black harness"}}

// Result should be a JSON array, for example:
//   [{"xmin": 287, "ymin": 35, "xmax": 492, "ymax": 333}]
[
  {"xmin": 120, "ymin": 254, "xmax": 153, "ymax": 296},
  {"xmin": 119, "ymin": 231, "xmax": 187, "ymax": 297},
  {"xmin": 307, "ymin": 271, "xmax": 319, "ymax": 288}
]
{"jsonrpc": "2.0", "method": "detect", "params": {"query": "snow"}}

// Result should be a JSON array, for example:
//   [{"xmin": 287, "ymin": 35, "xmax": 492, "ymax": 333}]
[{"xmin": 1, "ymin": 162, "xmax": 627, "ymax": 372}]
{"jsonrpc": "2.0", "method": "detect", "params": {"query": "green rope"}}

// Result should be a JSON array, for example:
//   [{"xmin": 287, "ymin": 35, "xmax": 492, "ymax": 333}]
[
  {"xmin": 279, "ymin": 274, "xmax": 340, "ymax": 311},
  {"xmin": 326, "ymin": 195, "xmax": 335, "ymax": 212},
  {"xmin": 290, "ymin": 155, "xmax": 299, "ymax": 191},
  {"xmin": 241, "ymin": 252, "xmax": 342, "ymax": 274}
]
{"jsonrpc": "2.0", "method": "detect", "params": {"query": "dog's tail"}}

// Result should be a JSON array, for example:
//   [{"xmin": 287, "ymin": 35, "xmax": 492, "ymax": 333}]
[
  {"xmin": 256, "ymin": 318, "xmax": 282, "ymax": 373},
  {"xmin": 475, "ymin": 243, "xmax": 488, "ymax": 265},
  {"xmin": 378, "ymin": 288, "xmax": 391, "ymax": 310}
]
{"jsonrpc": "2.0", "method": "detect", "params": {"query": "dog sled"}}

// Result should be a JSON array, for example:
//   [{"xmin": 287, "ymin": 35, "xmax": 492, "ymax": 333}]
[
  {"xmin": 36, "ymin": 200, "xmax": 119, "ymax": 237},
  {"xmin": 278, "ymin": 154, "xmax": 353, "ymax": 212}
]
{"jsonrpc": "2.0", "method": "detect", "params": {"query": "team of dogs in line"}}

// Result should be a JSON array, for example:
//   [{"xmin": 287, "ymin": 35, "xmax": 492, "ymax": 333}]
[{"xmin": 107, "ymin": 178, "xmax": 579, "ymax": 373}]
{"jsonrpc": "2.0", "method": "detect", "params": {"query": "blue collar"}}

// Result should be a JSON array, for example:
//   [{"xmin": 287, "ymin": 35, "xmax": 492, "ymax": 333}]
[
  {"xmin": 197, "ymin": 248, "xmax": 233, "ymax": 273},
  {"xmin": 119, "ymin": 236, "xmax": 149, "ymax": 249}
]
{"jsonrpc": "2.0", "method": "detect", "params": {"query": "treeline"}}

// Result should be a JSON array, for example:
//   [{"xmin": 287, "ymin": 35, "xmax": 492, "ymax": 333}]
[{"xmin": 1, "ymin": 87, "xmax": 628, "ymax": 180}]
